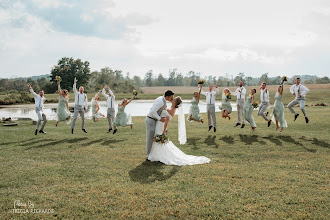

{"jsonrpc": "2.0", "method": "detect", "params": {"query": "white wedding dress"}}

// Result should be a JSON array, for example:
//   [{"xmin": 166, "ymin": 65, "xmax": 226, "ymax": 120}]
[{"xmin": 148, "ymin": 110, "xmax": 211, "ymax": 166}]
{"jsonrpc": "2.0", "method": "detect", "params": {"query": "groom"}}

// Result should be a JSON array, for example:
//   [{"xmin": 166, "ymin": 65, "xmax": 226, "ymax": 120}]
[{"xmin": 145, "ymin": 90, "xmax": 174, "ymax": 160}]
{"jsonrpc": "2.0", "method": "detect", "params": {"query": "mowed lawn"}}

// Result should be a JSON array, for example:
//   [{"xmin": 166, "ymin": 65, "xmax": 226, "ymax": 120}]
[{"xmin": 0, "ymin": 102, "xmax": 329, "ymax": 219}]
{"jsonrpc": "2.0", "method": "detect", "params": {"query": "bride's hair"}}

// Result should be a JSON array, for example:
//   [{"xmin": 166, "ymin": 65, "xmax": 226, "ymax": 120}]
[{"xmin": 174, "ymin": 96, "xmax": 182, "ymax": 108}]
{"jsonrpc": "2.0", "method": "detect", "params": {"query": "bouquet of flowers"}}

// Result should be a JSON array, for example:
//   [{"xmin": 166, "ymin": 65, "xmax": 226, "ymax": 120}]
[
  {"xmin": 225, "ymin": 92, "xmax": 231, "ymax": 99},
  {"xmin": 281, "ymin": 76, "xmax": 287, "ymax": 84},
  {"xmin": 252, "ymin": 101, "xmax": 259, "ymax": 109},
  {"xmin": 198, "ymin": 79, "xmax": 204, "ymax": 85},
  {"xmin": 133, "ymin": 90, "xmax": 138, "ymax": 96},
  {"xmin": 55, "ymin": 76, "xmax": 62, "ymax": 82},
  {"xmin": 154, "ymin": 134, "xmax": 168, "ymax": 144}
]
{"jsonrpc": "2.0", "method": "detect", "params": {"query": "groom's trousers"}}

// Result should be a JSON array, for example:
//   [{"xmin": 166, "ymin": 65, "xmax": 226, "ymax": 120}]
[
  {"xmin": 71, "ymin": 105, "xmax": 85, "ymax": 129},
  {"xmin": 35, "ymin": 107, "xmax": 47, "ymax": 131},
  {"xmin": 258, "ymin": 102, "xmax": 270, "ymax": 121},
  {"xmin": 207, "ymin": 104, "xmax": 216, "ymax": 127},
  {"xmin": 287, "ymin": 97, "xmax": 307, "ymax": 117},
  {"xmin": 236, "ymin": 99, "xmax": 245, "ymax": 124},
  {"xmin": 107, "ymin": 107, "xmax": 116, "ymax": 130},
  {"xmin": 145, "ymin": 117, "xmax": 157, "ymax": 156}
]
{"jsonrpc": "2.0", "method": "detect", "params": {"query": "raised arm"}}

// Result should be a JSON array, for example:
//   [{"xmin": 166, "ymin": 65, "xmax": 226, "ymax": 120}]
[
  {"xmin": 196, "ymin": 86, "xmax": 202, "ymax": 102},
  {"xmin": 101, "ymin": 87, "xmax": 109, "ymax": 99},
  {"xmin": 57, "ymin": 81, "xmax": 62, "ymax": 97},
  {"xmin": 28, "ymin": 84, "xmax": 38, "ymax": 98},
  {"xmin": 279, "ymin": 83, "xmax": 284, "ymax": 96},
  {"xmin": 73, "ymin": 77, "xmax": 78, "ymax": 95},
  {"xmin": 124, "ymin": 96, "xmax": 135, "ymax": 106},
  {"xmin": 108, "ymin": 87, "xmax": 115, "ymax": 99},
  {"xmin": 215, "ymin": 84, "xmax": 219, "ymax": 95}
]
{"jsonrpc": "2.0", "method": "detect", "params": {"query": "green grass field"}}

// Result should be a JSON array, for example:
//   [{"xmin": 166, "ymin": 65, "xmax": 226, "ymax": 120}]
[{"xmin": 0, "ymin": 102, "xmax": 329, "ymax": 218}]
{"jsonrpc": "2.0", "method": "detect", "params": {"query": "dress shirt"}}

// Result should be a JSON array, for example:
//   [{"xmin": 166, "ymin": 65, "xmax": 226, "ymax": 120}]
[
  {"xmin": 30, "ymin": 88, "xmax": 45, "ymax": 108},
  {"xmin": 290, "ymin": 84, "xmax": 310, "ymax": 98},
  {"xmin": 201, "ymin": 88, "xmax": 219, "ymax": 104},
  {"xmin": 260, "ymin": 88, "xmax": 270, "ymax": 102},
  {"xmin": 233, "ymin": 86, "xmax": 246, "ymax": 100},
  {"xmin": 148, "ymin": 96, "xmax": 166, "ymax": 120},
  {"xmin": 102, "ymin": 88, "xmax": 115, "ymax": 108},
  {"xmin": 73, "ymin": 83, "xmax": 88, "ymax": 109}
]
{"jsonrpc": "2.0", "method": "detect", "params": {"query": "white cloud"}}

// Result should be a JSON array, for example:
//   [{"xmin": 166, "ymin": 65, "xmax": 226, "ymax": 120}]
[{"xmin": 0, "ymin": 0, "xmax": 329, "ymax": 78}]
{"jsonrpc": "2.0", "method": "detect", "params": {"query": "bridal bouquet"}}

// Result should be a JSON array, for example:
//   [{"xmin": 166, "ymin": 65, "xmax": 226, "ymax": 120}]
[
  {"xmin": 154, "ymin": 134, "xmax": 168, "ymax": 144},
  {"xmin": 55, "ymin": 76, "xmax": 62, "ymax": 82},
  {"xmin": 281, "ymin": 76, "xmax": 287, "ymax": 84},
  {"xmin": 133, "ymin": 90, "xmax": 138, "ymax": 96},
  {"xmin": 252, "ymin": 101, "xmax": 259, "ymax": 109},
  {"xmin": 225, "ymin": 92, "xmax": 231, "ymax": 99},
  {"xmin": 198, "ymin": 79, "xmax": 204, "ymax": 85}
]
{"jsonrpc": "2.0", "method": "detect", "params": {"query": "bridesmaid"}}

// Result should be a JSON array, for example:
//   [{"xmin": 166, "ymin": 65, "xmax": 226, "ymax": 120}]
[
  {"xmin": 219, "ymin": 88, "xmax": 232, "ymax": 120},
  {"xmin": 187, "ymin": 85, "xmax": 204, "ymax": 123},
  {"xmin": 244, "ymin": 88, "xmax": 257, "ymax": 131},
  {"xmin": 272, "ymin": 83, "xmax": 287, "ymax": 132},
  {"xmin": 91, "ymin": 91, "xmax": 105, "ymax": 122},
  {"xmin": 113, "ymin": 95, "xmax": 135, "ymax": 129},
  {"xmin": 56, "ymin": 81, "xmax": 71, "ymax": 126}
]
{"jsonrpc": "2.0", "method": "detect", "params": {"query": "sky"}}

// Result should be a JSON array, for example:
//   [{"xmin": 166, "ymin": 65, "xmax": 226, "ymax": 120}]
[{"xmin": 0, "ymin": 0, "xmax": 329, "ymax": 78}]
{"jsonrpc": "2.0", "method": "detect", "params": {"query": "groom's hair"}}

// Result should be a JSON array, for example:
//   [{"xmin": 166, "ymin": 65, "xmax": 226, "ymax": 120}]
[{"xmin": 164, "ymin": 90, "xmax": 174, "ymax": 97}]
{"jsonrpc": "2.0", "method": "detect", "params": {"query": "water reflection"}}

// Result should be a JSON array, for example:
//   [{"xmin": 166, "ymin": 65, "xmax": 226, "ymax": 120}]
[{"xmin": 0, "ymin": 100, "xmax": 237, "ymax": 121}]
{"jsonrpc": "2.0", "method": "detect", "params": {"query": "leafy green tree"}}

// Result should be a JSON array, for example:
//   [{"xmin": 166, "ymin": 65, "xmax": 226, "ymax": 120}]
[
  {"xmin": 50, "ymin": 57, "xmax": 91, "ymax": 92},
  {"xmin": 144, "ymin": 70, "xmax": 153, "ymax": 87}
]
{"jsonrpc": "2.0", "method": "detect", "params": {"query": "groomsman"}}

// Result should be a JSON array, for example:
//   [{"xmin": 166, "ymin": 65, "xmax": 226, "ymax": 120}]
[
  {"xmin": 71, "ymin": 77, "xmax": 88, "ymax": 134},
  {"xmin": 102, "ymin": 85, "xmax": 117, "ymax": 134},
  {"xmin": 287, "ymin": 77, "xmax": 310, "ymax": 123},
  {"xmin": 233, "ymin": 80, "xmax": 246, "ymax": 128},
  {"xmin": 28, "ymin": 84, "xmax": 47, "ymax": 135},
  {"xmin": 258, "ymin": 82, "xmax": 272, "ymax": 127},
  {"xmin": 201, "ymin": 84, "xmax": 219, "ymax": 132}
]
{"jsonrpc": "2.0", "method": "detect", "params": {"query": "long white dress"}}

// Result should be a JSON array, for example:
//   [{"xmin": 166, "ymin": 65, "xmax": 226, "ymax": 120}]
[{"xmin": 148, "ymin": 110, "xmax": 210, "ymax": 166}]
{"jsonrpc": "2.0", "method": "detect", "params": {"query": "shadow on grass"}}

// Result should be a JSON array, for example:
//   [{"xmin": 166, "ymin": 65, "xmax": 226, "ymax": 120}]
[
  {"xmin": 262, "ymin": 135, "xmax": 283, "ymax": 146},
  {"xmin": 129, "ymin": 161, "xmax": 180, "ymax": 184},
  {"xmin": 276, "ymin": 135, "xmax": 301, "ymax": 145},
  {"xmin": 220, "ymin": 135, "xmax": 235, "ymax": 144},
  {"xmin": 187, "ymin": 137, "xmax": 199, "ymax": 150},
  {"xmin": 204, "ymin": 135, "xmax": 219, "ymax": 148},
  {"xmin": 311, "ymin": 138, "xmax": 329, "ymax": 149},
  {"xmin": 239, "ymin": 134, "xmax": 261, "ymax": 145},
  {"xmin": 25, "ymin": 137, "xmax": 89, "ymax": 150}
]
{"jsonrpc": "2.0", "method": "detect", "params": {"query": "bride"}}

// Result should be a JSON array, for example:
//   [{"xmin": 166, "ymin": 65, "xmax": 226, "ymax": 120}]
[{"xmin": 148, "ymin": 96, "xmax": 211, "ymax": 166}]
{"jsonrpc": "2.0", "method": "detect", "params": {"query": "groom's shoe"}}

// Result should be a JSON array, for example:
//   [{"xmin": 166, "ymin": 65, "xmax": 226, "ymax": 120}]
[
  {"xmin": 294, "ymin": 113, "xmax": 299, "ymax": 121},
  {"xmin": 305, "ymin": 117, "xmax": 309, "ymax": 123},
  {"xmin": 39, "ymin": 130, "xmax": 46, "ymax": 134},
  {"xmin": 241, "ymin": 124, "xmax": 245, "ymax": 129},
  {"xmin": 214, "ymin": 127, "xmax": 216, "ymax": 132},
  {"xmin": 208, "ymin": 126, "xmax": 213, "ymax": 132},
  {"xmin": 35, "ymin": 129, "xmax": 38, "ymax": 135},
  {"xmin": 268, "ymin": 120, "xmax": 271, "ymax": 127},
  {"xmin": 107, "ymin": 129, "xmax": 112, "ymax": 133},
  {"xmin": 71, "ymin": 129, "xmax": 74, "ymax": 134},
  {"xmin": 234, "ymin": 123, "xmax": 241, "ymax": 127},
  {"xmin": 113, "ymin": 129, "xmax": 117, "ymax": 134},
  {"xmin": 82, "ymin": 129, "xmax": 88, "ymax": 133},
  {"xmin": 145, "ymin": 158, "xmax": 151, "ymax": 162}
]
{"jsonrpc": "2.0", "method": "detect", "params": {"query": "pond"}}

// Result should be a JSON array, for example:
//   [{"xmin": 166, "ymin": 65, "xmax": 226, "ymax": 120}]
[{"xmin": 0, "ymin": 100, "xmax": 237, "ymax": 121}]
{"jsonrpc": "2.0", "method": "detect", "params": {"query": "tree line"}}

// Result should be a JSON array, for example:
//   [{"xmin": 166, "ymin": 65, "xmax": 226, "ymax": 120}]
[{"xmin": 1, "ymin": 57, "xmax": 329, "ymax": 96}]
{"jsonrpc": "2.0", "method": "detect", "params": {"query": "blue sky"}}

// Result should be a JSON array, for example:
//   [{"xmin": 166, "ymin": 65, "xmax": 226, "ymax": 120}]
[{"xmin": 0, "ymin": 0, "xmax": 329, "ymax": 78}]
